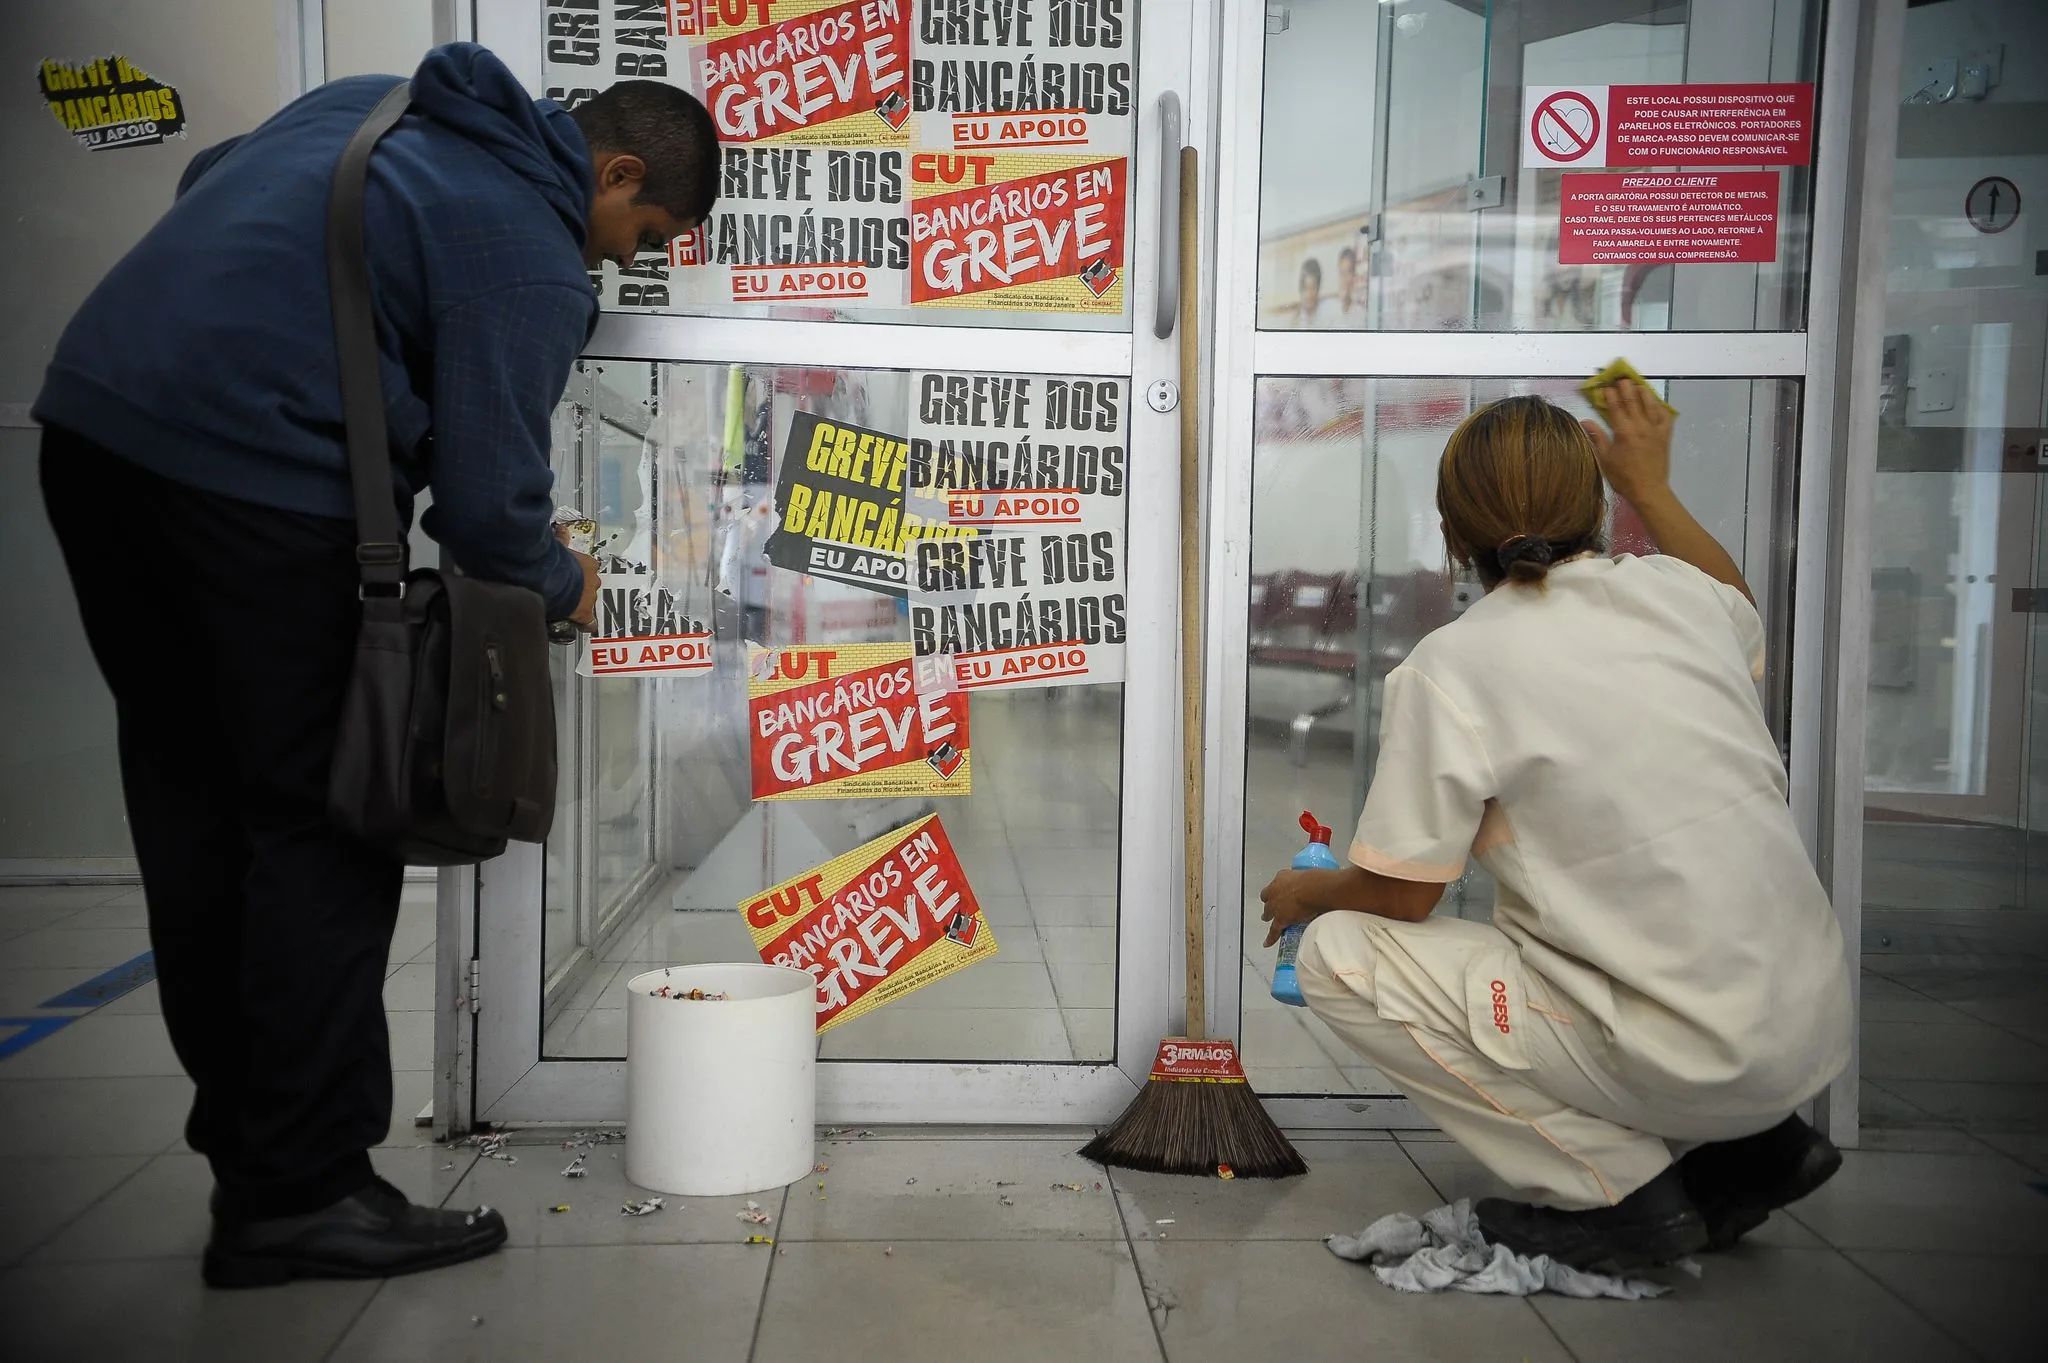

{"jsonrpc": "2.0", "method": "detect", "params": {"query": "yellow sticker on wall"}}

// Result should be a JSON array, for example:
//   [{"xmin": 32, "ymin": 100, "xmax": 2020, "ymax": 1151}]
[{"xmin": 40, "ymin": 56, "xmax": 186, "ymax": 151}]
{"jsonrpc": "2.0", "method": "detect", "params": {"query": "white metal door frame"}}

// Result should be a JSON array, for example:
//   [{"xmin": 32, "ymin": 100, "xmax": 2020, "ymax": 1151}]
[
  {"xmin": 467, "ymin": 0, "xmax": 1195, "ymax": 1126},
  {"xmin": 1801, "ymin": 0, "xmax": 1908, "ymax": 1148}
]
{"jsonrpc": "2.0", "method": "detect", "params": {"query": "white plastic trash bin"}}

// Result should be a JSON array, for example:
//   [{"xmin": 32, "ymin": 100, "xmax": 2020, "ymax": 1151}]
[{"xmin": 625, "ymin": 963, "xmax": 816, "ymax": 1197}]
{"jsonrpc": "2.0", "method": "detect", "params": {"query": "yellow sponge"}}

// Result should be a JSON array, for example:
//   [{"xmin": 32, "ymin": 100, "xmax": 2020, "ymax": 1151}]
[{"xmin": 1580, "ymin": 358, "xmax": 1679, "ymax": 419}]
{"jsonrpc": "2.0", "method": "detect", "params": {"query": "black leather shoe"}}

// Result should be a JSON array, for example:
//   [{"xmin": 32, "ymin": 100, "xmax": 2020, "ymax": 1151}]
[
  {"xmin": 203, "ymin": 1177, "xmax": 507, "ymax": 1288},
  {"xmin": 1679, "ymin": 1115, "xmax": 1842, "ymax": 1250},
  {"xmin": 1475, "ymin": 1165, "xmax": 1707, "ymax": 1274}
]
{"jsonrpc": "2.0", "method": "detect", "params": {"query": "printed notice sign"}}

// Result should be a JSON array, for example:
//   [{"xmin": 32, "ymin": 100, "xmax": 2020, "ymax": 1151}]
[
  {"xmin": 741, "ymin": 814, "xmax": 996, "ymax": 1031},
  {"xmin": 904, "ymin": 372, "xmax": 1128, "ymax": 691},
  {"xmin": 1558, "ymin": 172, "xmax": 1780, "ymax": 265},
  {"xmin": 676, "ymin": 0, "xmax": 914, "ymax": 146},
  {"xmin": 1522, "ymin": 83, "xmax": 1813, "ymax": 169},
  {"xmin": 764, "ymin": 410, "xmax": 976, "ymax": 596},
  {"xmin": 912, "ymin": 0, "xmax": 1132, "ymax": 155},
  {"xmin": 910, "ymin": 152, "xmax": 1128, "ymax": 312},
  {"xmin": 668, "ymin": 146, "xmax": 910, "ymax": 305},
  {"xmin": 747, "ymin": 643, "xmax": 971, "ymax": 799},
  {"xmin": 580, "ymin": 575, "xmax": 714, "ymax": 677}
]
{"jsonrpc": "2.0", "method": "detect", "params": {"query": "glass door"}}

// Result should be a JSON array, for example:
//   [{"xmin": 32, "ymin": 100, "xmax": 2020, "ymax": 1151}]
[
  {"xmin": 1208, "ymin": 0, "xmax": 1836, "ymax": 1124},
  {"xmin": 471, "ymin": 0, "xmax": 1191, "ymax": 1124}
]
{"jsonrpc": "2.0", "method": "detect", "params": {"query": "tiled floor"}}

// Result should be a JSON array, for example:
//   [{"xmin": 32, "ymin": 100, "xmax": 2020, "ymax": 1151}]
[{"xmin": 5, "ymin": 881, "xmax": 2048, "ymax": 1360}]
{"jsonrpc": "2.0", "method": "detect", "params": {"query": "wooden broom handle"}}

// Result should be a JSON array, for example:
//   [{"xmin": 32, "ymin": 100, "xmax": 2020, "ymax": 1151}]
[{"xmin": 1176, "ymin": 146, "xmax": 1204, "ymax": 1041}]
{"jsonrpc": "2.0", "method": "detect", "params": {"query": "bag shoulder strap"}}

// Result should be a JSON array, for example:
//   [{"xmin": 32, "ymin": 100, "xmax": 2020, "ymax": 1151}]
[{"xmin": 326, "ymin": 80, "xmax": 414, "ymax": 594}]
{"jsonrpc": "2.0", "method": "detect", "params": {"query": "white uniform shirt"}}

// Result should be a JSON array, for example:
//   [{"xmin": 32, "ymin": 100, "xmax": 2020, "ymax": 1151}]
[{"xmin": 1351, "ymin": 554, "xmax": 1852, "ymax": 1112}]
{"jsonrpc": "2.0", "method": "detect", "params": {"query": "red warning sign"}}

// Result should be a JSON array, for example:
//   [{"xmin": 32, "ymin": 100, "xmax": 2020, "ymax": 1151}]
[
  {"xmin": 1558, "ymin": 172, "xmax": 1780, "ymax": 265},
  {"xmin": 1609, "ymin": 84, "xmax": 1813, "ymax": 166},
  {"xmin": 1524, "ymin": 83, "xmax": 1812, "ymax": 169}
]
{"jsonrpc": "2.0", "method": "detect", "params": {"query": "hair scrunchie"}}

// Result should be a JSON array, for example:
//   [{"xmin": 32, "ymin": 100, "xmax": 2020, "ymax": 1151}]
[{"xmin": 1496, "ymin": 536, "xmax": 1556, "ymax": 572}]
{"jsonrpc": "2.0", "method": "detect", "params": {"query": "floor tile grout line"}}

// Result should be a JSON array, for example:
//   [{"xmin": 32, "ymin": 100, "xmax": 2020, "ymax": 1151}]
[
  {"xmin": 1109, "ymin": 1174, "xmax": 1175, "ymax": 1363},
  {"xmin": 1872, "ymin": 970, "xmax": 2048, "ymax": 1052},
  {"xmin": 1860, "ymin": 1074, "xmax": 1954, "ymax": 1128},
  {"xmin": 713, "ymin": 1232, "xmax": 1136, "ymax": 1245},
  {"xmin": 1820, "ymin": 1234, "xmax": 1999, "ymax": 1363},
  {"xmin": 1386, "ymin": 1135, "xmax": 1585, "ymax": 1363},
  {"xmin": 1938, "ymin": 1006, "xmax": 2048, "ymax": 1055},
  {"xmin": 433, "ymin": 1151, "xmax": 482, "ymax": 1209},
  {"xmin": 742, "ymin": 1181, "xmax": 793, "ymax": 1363},
  {"xmin": 3, "ymin": 1150, "xmax": 160, "ymax": 1273},
  {"xmin": 1843, "ymin": 1093, "xmax": 2030, "ymax": 1164},
  {"xmin": 320, "ymin": 1277, "xmax": 391, "ymax": 1363}
]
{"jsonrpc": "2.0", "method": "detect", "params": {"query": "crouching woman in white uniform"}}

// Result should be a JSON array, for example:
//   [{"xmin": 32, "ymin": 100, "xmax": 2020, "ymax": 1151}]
[{"xmin": 1260, "ymin": 379, "xmax": 1852, "ymax": 1274}]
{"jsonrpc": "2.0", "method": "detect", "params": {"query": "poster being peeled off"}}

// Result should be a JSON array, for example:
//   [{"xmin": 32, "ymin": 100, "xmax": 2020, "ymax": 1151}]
[{"xmin": 40, "ymin": 56, "xmax": 186, "ymax": 151}]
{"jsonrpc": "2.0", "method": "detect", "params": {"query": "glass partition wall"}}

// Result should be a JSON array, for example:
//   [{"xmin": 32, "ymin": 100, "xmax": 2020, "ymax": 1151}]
[
  {"xmin": 541, "ymin": 361, "xmax": 1124, "ymax": 1065},
  {"xmin": 1211, "ymin": 0, "xmax": 1830, "ymax": 1121},
  {"xmin": 1853, "ymin": 0, "xmax": 2048, "ymax": 1146},
  {"xmin": 462, "ymin": 0, "xmax": 1870, "ymax": 1132}
]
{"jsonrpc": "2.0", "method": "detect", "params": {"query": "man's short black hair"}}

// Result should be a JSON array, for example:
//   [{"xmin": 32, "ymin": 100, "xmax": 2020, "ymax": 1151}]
[{"xmin": 569, "ymin": 81, "xmax": 720, "ymax": 222}]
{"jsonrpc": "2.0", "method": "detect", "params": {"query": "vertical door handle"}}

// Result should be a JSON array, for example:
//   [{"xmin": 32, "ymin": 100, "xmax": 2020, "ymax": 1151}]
[{"xmin": 1153, "ymin": 91, "xmax": 1184, "ymax": 340}]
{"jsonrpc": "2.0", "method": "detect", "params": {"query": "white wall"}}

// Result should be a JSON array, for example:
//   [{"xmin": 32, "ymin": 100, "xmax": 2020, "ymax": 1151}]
[
  {"xmin": 1, "ymin": 0, "xmax": 442, "ymax": 871},
  {"xmin": 2, "ymin": 1, "xmax": 285, "ymax": 870},
  {"xmin": 325, "ymin": 0, "xmax": 438, "ymax": 80}
]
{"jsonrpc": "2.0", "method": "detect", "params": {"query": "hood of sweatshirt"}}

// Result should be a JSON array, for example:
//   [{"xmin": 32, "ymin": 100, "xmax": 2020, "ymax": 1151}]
[{"xmin": 409, "ymin": 42, "xmax": 592, "ymax": 246}]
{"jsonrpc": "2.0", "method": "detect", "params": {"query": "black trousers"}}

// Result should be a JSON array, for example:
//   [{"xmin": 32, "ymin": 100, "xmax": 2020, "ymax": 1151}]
[{"xmin": 42, "ymin": 425, "xmax": 404, "ymax": 1219}]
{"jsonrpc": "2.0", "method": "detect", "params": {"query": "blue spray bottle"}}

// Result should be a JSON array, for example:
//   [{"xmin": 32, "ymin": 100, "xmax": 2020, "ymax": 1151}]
[{"xmin": 1270, "ymin": 811, "xmax": 1339, "ymax": 1007}]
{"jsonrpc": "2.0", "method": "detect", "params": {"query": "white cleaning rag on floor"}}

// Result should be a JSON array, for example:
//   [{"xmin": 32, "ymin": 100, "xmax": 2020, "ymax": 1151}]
[{"xmin": 1324, "ymin": 1199, "xmax": 1680, "ymax": 1300}]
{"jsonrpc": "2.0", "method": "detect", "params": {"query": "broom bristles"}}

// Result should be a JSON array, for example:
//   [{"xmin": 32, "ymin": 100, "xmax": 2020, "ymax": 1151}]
[{"xmin": 1081, "ymin": 1078, "xmax": 1307, "ymax": 1179}]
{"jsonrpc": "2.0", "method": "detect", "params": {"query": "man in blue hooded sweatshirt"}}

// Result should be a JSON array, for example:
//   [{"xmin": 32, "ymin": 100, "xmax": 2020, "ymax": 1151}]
[{"xmin": 34, "ymin": 44, "xmax": 716, "ymax": 1287}]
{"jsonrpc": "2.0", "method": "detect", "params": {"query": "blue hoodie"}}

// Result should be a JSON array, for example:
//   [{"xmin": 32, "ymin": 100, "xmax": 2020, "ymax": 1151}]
[{"xmin": 34, "ymin": 44, "xmax": 593, "ymax": 618}]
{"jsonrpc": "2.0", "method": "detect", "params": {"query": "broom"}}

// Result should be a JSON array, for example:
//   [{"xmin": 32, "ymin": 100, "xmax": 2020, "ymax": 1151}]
[{"xmin": 1080, "ymin": 144, "xmax": 1306, "ymax": 1180}]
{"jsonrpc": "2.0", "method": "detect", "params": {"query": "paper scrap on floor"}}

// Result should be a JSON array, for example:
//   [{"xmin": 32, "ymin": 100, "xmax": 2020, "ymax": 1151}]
[{"xmin": 1324, "ymin": 1200, "xmax": 1679, "ymax": 1300}]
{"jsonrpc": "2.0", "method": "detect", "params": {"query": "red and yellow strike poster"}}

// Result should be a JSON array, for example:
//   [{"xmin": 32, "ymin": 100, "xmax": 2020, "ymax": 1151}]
[
  {"xmin": 671, "ymin": 0, "xmax": 914, "ymax": 146},
  {"xmin": 910, "ymin": 152, "xmax": 1128, "ymax": 313},
  {"xmin": 742, "ymin": 814, "xmax": 997, "ymax": 1031},
  {"xmin": 748, "ymin": 643, "xmax": 970, "ymax": 800}
]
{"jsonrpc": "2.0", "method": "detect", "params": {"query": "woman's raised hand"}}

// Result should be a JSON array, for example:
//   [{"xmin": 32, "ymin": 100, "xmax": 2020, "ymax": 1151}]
[{"xmin": 1582, "ymin": 378, "xmax": 1674, "ymax": 507}]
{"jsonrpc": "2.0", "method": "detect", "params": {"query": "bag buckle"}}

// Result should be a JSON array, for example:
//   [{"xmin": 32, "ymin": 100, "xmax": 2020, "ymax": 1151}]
[{"xmin": 356, "ymin": 541, "xmax": 406, "ymax": 599}]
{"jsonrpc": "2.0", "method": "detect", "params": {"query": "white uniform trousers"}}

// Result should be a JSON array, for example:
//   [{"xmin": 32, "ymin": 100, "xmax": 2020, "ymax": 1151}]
[{"xmin": 1295, "ymin": 911, "xmax": 1794, "ymax": 1210}]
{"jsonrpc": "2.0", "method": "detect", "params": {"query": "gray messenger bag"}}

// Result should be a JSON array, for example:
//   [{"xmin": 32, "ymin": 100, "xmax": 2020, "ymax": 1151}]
[{"xmin": 324, "ymin": 81, "xmax": 557, "ymax": 865}]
